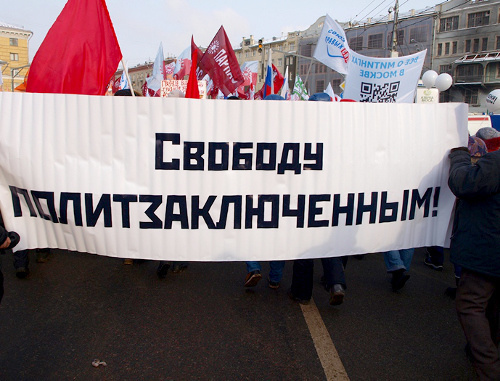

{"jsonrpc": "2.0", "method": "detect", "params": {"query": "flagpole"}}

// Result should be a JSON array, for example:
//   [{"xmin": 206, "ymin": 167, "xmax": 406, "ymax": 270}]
[{"xmin": 121, "ymin": 59, "xmax": 135, "ymax": 97}]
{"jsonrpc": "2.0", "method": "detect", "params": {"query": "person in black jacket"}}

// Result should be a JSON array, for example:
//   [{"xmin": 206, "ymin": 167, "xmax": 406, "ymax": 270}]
[
  {"xmin": 0, "ymin": 226, "xmax": 20, "ymax": 305},
  {"xmin": 448, "ymin": 146, "xmax": 500, "ymax": 380}
]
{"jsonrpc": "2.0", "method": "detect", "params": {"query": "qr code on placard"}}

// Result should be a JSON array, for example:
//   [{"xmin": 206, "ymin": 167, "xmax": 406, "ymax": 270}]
[{"xmin": 360, "ymin": 81, "xmax": 400, "ymax": 102}]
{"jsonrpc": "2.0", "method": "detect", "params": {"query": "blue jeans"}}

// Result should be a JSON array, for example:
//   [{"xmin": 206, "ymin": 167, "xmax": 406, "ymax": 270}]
[
  {"xmin": 246, "ymin": 261, "xmax": 285, "ymax": 283},
  {"xmin": 321, "ymin": 257, "xmax": 347, "ymax": 289},
  {"xmin": 384, "ymin": 249, "xmax": 415, "ymax": 272}
]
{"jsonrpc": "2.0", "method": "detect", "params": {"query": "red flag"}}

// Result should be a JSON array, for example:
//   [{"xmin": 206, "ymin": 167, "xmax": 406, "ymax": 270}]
[
  {"xmin": 26, "ymin": 0, "xmax": 122, "ymax": 95},
  {"xmin": 185, "ymin": 49, "xmax": 200, "ymax": 99},
  {"xmin": 198, "ymin": 26, "xmax": 243, "ymax": 96},
  {"xmin": 255, "ymin": 64, "xmax": 284, "ymax": 100},
  {"xmin": 191, "ymin": 36, "xmax": 205, "ymax": 80}
]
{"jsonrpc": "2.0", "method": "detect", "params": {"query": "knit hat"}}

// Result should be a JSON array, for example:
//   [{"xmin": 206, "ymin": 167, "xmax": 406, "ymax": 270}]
[
  {"xmin": 468, "ymin": 136, "xmax": 488, "ymax": 157},
  {"xmin": 309, "ymin": 92, "xmax": 332, "ymax": 102},
  {"xmin": 475, "ymin": 127, "xmax": 500, "ymax": 141},
  {"xmin": 263, "ymin": 94, "xmax": 285, "ymax": 101}
]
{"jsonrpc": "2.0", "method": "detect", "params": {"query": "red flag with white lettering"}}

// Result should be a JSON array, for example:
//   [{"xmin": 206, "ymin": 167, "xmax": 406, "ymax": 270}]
[
  {"xmin": 198, "ymin": 26, "xmax": 243, "ymax": 96},
  {"xmin": 26, "ymin": 0, "xmax": 122, "ymax": 95}
]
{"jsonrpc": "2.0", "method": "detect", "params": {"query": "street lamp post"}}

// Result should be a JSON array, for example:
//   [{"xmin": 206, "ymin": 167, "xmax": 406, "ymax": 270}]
[
  {"xmin": 0, "ymin": 59, "xmax": 8, "ymax": 91},
  {"xmin": 11, "ymin": 64, "xmax": 30, "ymax": 92}
]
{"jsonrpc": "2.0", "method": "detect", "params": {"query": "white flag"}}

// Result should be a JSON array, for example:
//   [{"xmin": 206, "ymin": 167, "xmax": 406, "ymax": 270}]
[
  {"xmin": 280, "ymin": 66, "xmax": 290, "ymax": 100},
  {"xmin": 313, "ymin": 14, "xmax": 350, "ymax": 75},
  {"xmin": 291, "ymin": 75, "xmax": 309, "ymax": 101},
  {"xmin": 324, "ymin": 83, "xmax": 335, "ymax": 99},
  {"xmin": 146, "ymin": 43, "xmax": 165, "ymax": 95}
]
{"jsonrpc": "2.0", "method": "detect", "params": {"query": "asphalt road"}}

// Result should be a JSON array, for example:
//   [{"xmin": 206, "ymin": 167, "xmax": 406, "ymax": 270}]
[{"xmin": 0, "ymin": 248, "xmax": 477, "ymax": 380}]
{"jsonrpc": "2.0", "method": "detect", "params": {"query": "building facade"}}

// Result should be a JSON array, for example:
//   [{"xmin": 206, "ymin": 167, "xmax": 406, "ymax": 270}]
[
  {"xmin": 0, "ymin": 22, "xmax": 32, "ymax": 92},
  {"xmin": 234, "ymin": 32, "xmax": 301, "ymax": 92},
  {"xmin": 432, "ymin": 0, "xmax": 500, "ymax": 112},
  {"xmin": 297, "ymin": 9, "xmax": 436, "ymax": 96}
]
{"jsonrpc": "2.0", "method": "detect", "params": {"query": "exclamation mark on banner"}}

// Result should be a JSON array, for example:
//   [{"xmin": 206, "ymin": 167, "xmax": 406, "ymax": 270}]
[{"xmin": 432, "ymin": 187, "xmax": 440, "ymax": 217}]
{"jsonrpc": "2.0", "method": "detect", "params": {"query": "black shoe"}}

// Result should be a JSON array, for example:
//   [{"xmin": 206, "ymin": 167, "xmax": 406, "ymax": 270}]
[
  {"xmin": 391, "ymin": 269, "xmax": 410, "ymax": 291},
  {"xmin": 268, "ymin": 278, "xmax": 280, "ymax": 289},
  {"xmin": 330, "ymin": 284, "xmax": 345, "ymax": 306},
  {"xmin": 424, "ymin": 253, "xmax": 443, "ymax": 271},
  {"xmin": 287, "ymin": 289, "xmax": 310, "ymax": 305},
  {"xmin": 244, "ymin": 270, "xmax": 262, "ymax": 287},
  {"xmin": 15, "ymin": 267, "xmax": 29, "ymax": 279},
  {"xmin": 156, "ymin": 263, "xmax": 170, "ymax": 279},
  {"xmin": 172, "ymin": 264, "xmax": 188, "ymax": 273}
]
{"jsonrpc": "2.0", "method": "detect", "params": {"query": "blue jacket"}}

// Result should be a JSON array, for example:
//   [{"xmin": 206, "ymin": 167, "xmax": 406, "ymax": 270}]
[{"xmin": 448, "ymin": 149, "xmax": 500, "ymax": 278}]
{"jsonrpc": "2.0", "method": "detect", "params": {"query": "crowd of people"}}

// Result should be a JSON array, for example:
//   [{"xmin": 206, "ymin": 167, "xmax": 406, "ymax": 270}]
[{"xmin": 1, "ymin": 90, "xmax": 499, "ymax": 379}]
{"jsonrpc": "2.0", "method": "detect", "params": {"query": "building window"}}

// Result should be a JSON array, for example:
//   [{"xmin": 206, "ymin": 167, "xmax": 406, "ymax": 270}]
[
  {"xmin": 253, "ymin": 50, "xmax": 256, "ymax": 56},
  {"xmin": 9, "ymin": 38, "xmax": 18, "ymax": 46},
  {"xmin": 10, "ymin": 53, "xmax": 19, "ymax": 61},
  {"xmin": 456, "ymin": 64, "xmax": 484, "ymax": 82},
  {"xmin": 349, "ymin": 36, "xmax": 363, "ymax": 51},
  {"xmin": 439, "ymin": 64, "xmax": 452, "ymax": 74},
  {"xmin": 387, "ymin": 30, "xmax": 404, "ymax": 48},
  {"xmin": 316, "ymin": 80, "xmax": 325, "ymax": 93},
  {"xmin": 464, "ymin": 88, "xmax": 479, "ymax": 105},
  {"xmin": 278, "ymin": 58, "xmax": 283, "ymax": 67},
  {"xmin": 445, "ymin": 42, "xmax": 450, "ymax": 55},
  {"xmin": 497, "ymin": 36, "xmax": 500, "ymax": 50},
  {"xmin": 473, "ymin": 38, "xmax": 479, "ymax": 52},
  {"xmin": 452, "ymin": 41, "xmax": 458, "ymax": 54},
  {"xmin": 465, "ymin": 39, "xmax": 471, "ymax": 52},
  {"xmin": 468, "ymin": 11, "xmax": 490, "ymax": 27},
  {"xmin": 289, "ymin": 42, "xmax": 295, "ymax": 51},
  {"xmin": 439, "ymin": 16, "xmax": 459, "ymax": 32},
  {"xmin": 409, "ymin": 26, "xmax": 428, "ymax": 43},
  {"xmin": 439, "ymin": 91, "xmax": 451, "ymax": 103},
  {"xmin": 482, "ymin": 37, "xmax": 488, "ymax": 51},
  {"xmin": 301, "ymin": 44, "xmax": 312, "ymax": 57},
  {"xmin": 368, "ymin": 33, "xmax": 383, "ymax": 49},
  {"xmin": 437, "ymin": 43, "xmax": 442, "ymax": 56},
  {"xmin": 332, "ymin": 79, "xmax": 341, "ymax": 93}
]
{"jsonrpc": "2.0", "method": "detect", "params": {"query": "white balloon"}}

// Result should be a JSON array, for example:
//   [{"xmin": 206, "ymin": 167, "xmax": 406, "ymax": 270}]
[
  {"xmin": 486, "ymin": 89, "xmax": 500, "ymax": 113},
  {"xmin": 435, "ymin": 73, "xmax": 453, "ymax": 92},
  {"xmin": 422, "ymin": 70, "xmax": 438, "ymax": 89}
]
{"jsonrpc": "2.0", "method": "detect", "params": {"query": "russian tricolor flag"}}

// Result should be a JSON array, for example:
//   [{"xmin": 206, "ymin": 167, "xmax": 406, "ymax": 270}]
[{"xmin": 263, "ymin": 49, "xmax": 273, "ymax": 98}]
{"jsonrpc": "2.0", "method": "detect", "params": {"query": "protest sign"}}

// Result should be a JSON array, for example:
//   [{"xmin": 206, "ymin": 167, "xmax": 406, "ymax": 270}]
[
  {"xmin": 344, "ymin": 50, "xmax": 426, "ymax": 103},
  {"xmin": 160, "ymin": 80, "xmax": 207, "ymax": 98},
  {"xmin": 0, "ymin": 93, "xmax": 467, "ymax": 261}
]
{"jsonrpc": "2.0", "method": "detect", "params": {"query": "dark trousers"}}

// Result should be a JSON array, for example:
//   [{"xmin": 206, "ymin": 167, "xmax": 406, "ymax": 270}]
[
  {"xmin": 456, "ymin": 269, "xmax": 500, "ymax": 380},
  {"xmin": 290, "ymin": 257, "xmax": 347, "ymax": 301}
]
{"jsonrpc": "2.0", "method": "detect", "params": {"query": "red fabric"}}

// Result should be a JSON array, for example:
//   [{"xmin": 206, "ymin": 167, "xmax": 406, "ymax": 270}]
[
  {"xmin": 484, "ymin": 136, "xmax": 500, "ymax": 152},
  {"xmin": 191, "ymin": 36, "xmax": 205, "ymax": 80},
  {"xmin": 255, "ymin": 64, "xmax": 284, "ymax": 100},
  {"xmin": 198, "ymin": 26, "xmax": 244, "ymax": 96},
  {"xmin": 185, "ymin": 49, "xmax": 200, "ymax": 99},
  {"xmin": 111, "ymin": 75, "xmax": 121, "ymax": 94},
  {"xmin": 26, "ymin": 0, "xmax": 122, "ymax": 95}
]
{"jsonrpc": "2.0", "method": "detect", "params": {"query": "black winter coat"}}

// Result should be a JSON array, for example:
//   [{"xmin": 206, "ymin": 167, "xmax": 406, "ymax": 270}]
[{"xmin": 448, "ymin": 149, "xmax": 500, "ymax": 278}]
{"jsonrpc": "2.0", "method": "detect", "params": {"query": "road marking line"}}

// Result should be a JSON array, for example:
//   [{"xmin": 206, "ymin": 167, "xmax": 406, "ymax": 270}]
[{"xmin": 300, "ymin": 299, "xmax": 350, "ymax": 381}]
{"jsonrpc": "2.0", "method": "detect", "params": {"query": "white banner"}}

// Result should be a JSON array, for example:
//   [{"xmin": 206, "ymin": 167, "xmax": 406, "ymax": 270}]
[
  {"xmin": 344, "ymin": 50, "xmax": 426, "ymax": 103},
  {"xmin": 0, "ymin": 93, "xmax": 467, "ymax": 261},
  {"xmin": 313, "ymin": 14, "xmax": 350, "ymax": 75}
]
